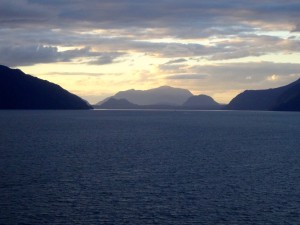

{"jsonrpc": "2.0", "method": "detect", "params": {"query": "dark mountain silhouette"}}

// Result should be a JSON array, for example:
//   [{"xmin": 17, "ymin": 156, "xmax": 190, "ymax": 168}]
[
  {"xmin": 271, "ymin": 81, "xmax": 300, "ymax": 111},
  {"xmin": 98, "ymin": 98, "xmax": 139, "ymax": 109},
  {"xmin": 183, "ymin": 95, "xmax": 222, "ymax": 109},
  {"xmin": 95, "ymin": 101, "xmax": 182, "ymax": 110},
  {"xmin": 225, "ymin": 78, "xmax": 300, "ymax": 111},
  {"xmin": 95, "ymin": 92, "xmax": 222, "ymax": 110},
  {"xmin": 0, "ymin": 65, "xmax": 92, "ymax": 109},
  {"xmin": 98, "ymin": 86, "xmax": 193, "ymax": 106}
]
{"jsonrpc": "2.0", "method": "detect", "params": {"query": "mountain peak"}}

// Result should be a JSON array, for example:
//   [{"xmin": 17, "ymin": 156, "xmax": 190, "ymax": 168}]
[
  {"xmin": 0, "ymin": 65, "xmax": 8, "ymax": 70},
  {"xmin": 156, "ymin": 85, "xmax": 174, "ymax": 89},
  {"xmin": 225, "ymin": 78, "xmax": 300, "ymax": 111},
  {"xmin": 99, "ymin": 98, "xmax": 138, "ymax": 109},
  {"xmin": 183, "ymin": 94, "xmax": 221, "ymax": 109},
  {"xmin": 293, "ymin": 77, "xmax": 300, "ymax": 84},
  {"xmin": 0, "ymin": 65, "xmax": 92, "ymax": 109},
  {"xmin": 108, "ymin": 86, "xmax": 193, "ymax": 105}
]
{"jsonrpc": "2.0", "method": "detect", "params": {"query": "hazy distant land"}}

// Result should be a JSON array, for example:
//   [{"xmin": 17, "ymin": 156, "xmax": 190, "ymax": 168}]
[
  {"xmin": 95, "ymin": 78, "xmax": 300, "ymax": 111},
  {"xmin": 1, "ymin": 65, "xmax": 300, "ymax": 111},
  {"xmin": 95, "ymin": 86, "xmax": 223, "ymax": 110}
]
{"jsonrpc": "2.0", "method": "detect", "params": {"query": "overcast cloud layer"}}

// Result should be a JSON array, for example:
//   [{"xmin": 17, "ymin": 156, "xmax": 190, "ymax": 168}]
[{"xmin": 1, "ymin": 0, "xmax": 300, "ymax": 102}]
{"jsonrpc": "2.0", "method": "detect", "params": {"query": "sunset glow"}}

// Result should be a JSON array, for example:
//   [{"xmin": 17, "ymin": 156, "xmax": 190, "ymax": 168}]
[{"xmin": 1, "ymin": 0, "xmax": 300, "ymax": 103}]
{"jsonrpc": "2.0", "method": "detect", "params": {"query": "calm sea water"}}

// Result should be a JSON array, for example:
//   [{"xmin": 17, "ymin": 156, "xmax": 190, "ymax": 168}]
[{"xmin": 0, "ymin": 110, "xmax": 299, "ymax": 225}]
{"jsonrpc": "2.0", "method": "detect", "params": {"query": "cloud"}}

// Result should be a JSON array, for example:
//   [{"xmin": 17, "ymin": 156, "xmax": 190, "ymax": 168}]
[
  {"xmin": 0, "ymin": 45, "xmax": 125, "ymax": 67},
  {"xmin": 190, "ymin": 61, "xmax": 300, "ymax": 79},
  {"xmin": 87, "ymin": 52, "xmax": 126, "ymax": 65},
  {"xmin": 186, "ymin": 61, "xmax": 300, "ymax": 90},
  {"xmin": 292, "ymin": 24, "xmax": 300, "ymax": 32},
  {"xmin": 0, "ymin": 45, "xmax": 60, "ymax": 67},
  {"xmin": 2, "ymin": 28, "xmax": 300, "ymax": 65},
  {"xmin": 1, "ymin": 0, "xmax": 300, "ymax": 74},
  {"xmin": 165, "ymin": 58, "xmax": 187, "ymax": 64},
  {"xmin": 0, "ymin": 0, "xmax": 53, "ymax": 28},
  {"xmin": 40, "ymin": 72, "xmax": 105, "ymax": 76},
  {"xmin": 158, "ymin": 64, "xmax": 188, "ymax": 74},
  {"xmin": 2, "ymin": 0, "xmax": 300, "ymax": 33},
  {"xmin": 2, "ymin": 0, "xmax": 300, "ymax": 105},
  {"xmin": 158, "ymin": 61, "xmax": 300, "ymax": 91},
  {"xmin": 1, "ymin": 0, "xmax": 300, "ymax": 67},
  {"xmin": 209, "ymin": 35, "xmax": 300, "ymax": 60},
  {"xmin": 166, "ymin": 74, "xmax": 208, "ymax": 80},
  {"xmin": 267, "ymin": 74, "xmax": 279, "ymax": 81}
]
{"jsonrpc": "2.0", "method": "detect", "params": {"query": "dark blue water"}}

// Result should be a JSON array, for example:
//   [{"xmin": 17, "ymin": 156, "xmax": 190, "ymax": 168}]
[{"xmin": 0, "ymin": 110, "xmax": 299, "ymax": 225}]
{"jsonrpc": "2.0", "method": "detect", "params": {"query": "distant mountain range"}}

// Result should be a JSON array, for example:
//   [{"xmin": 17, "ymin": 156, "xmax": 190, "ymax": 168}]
[
  {"xmin": 96, "ymin": 96, "xmax": 223, "ymax": 110},
  {"xmin": 1, "ymin": 64, "xmax": 300, "ymax": 111},
  {"xmin": 0, "ymin": 65, "xmax": 92, "ymax": 109},
  {"xmin": 225, "ymin": 78, "xmax": 300, "ymax": 111},
  {"xmin": 99, "ymin": 98, "xmax": 140, "ymax": 109},
  {"xmin": 96, "ymin": 87, "xmax": 222, "ymax": 110},
  {"xmin": 97, "ymin": 79, "xmax": 300, "ymax": 111},
  {"xmin": 98, "ymin": 86, "xmax": 193, "ymax": 106},
  {"xmin": 182, "ymin": 95, "xmax": 221, "ymax": 109}
]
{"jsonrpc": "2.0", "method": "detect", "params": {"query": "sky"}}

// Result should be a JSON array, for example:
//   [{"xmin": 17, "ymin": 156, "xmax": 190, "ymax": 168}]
[{"xmin": 1, "ymin": 0, "xmax": 300, "ymax": 104}]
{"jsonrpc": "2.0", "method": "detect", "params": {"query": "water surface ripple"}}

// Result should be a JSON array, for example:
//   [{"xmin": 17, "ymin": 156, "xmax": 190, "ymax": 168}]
[{"xmin": 0, "ymin": 110, "xmax": 299, "ymax": 224}]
